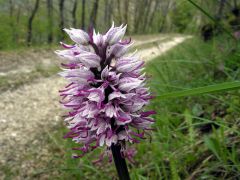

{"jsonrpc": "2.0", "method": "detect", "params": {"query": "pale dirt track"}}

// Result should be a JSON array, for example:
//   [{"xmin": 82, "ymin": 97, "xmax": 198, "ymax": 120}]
[
  {"xmin": 140, "ymin": 36, "xmax": 192, "ymax": 61},
  {"xmin": 0, "ymin": 35, "xmax": 190, "ymax": 178}
]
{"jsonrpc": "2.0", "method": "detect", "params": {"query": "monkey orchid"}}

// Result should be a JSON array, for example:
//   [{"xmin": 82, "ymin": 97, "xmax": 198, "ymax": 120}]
[{"xmin": 56, "ymin": 23, "xmax": 155, "ymax": 179}]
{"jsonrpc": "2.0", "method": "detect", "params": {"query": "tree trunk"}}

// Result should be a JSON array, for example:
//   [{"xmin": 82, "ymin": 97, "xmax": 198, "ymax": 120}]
[
  {"xmin": 134, "ymin": 0, "xmax": 147, "ymax": 33},
  {"xmin": 117, "ymin": 0, "xmax": 122, "ymax": 24},
  {"xmin": 89, "ymin": 0, "xmax": 99, "ymax": 27},
  {"xmin": 147, "ymin": 0, "xmax": 161, "ymax": 32},
  {"xmin": 108, "ymin": 0, "xmax": 114, "ymax": 27},
  {"xmin": 47, "ymin": 0, "xmax": 53, "ymax": 44},
  {"xmin": 72, "ymin": 0, "xmax": 78, "ymax": 28},
  {"xmin": 159, "ymin": 1, "xmax": 171, "ymax": 32},
  {"xmin": 9, "ymin": 0, "xmax": 15, "ymax": 43},
  {"xmin": 58, "ymin": 0, "xmax": 65, "ymax": 41},
  {"xmin": 104, "ymin": 0, "xmax": 110, "ymax": 27},
  {"xmin": 133, "ymin": 0, "xmax": 139, "ymax": 32},
  {"xmin": 27, "ymin": 0, "xmax": 40, "ymax": 46},
  {"xmin": 142, "ymin": 0, "xmax": 153, "ymax": 33},
  {"xmin": 82, "ymin": 0, "xmax": 85, "ymax": 29},
  {"xmin": 104, "ymin": 0, "xmax": 109, "ymax": 24},
  {"xmin": 9, "ymin": 0, "xmax": 13, "ymax": 17},
  {"xmin": 15, "ymin": 5, "xmax": 21, "ymax": 44},
  {"xmin": 233, "ymin": 0, "xmax": 237, "ymax": 9},
  {"xmin": 217, "ymin": 0, "xmax": 227, "ymax": 20},
  {"xmin": 123, "ymin": 0, "xmax": 129, "ymax": 26}
]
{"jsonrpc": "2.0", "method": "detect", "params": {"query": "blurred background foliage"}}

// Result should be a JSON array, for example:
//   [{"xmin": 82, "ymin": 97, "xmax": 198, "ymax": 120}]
[{"xmin": 0, "ymin": 0, "xmax": 239, "ymax": 49}]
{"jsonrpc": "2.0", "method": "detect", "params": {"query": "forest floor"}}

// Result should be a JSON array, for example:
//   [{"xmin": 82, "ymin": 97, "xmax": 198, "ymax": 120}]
[{"xmin": 0, "ymin": 34, "xmax": 190, "ymax": 179}]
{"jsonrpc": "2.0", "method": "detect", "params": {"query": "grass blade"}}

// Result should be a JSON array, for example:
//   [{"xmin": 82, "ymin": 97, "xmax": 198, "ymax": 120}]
[{"xmin": 156, "ymin": 81, "xmax": 240, "ymax": 99}]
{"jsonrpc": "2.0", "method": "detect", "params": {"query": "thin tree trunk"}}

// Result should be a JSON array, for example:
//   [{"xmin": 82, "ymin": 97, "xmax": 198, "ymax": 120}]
[
  {"xmin": 159, "ymin": 1, "xmax": 171, "ymax": 32},
  {"xmin": 104, "ymin": 0, "xmax": 110, "ymax": 27},
  {"xmin": 233, "ymin": 0, "xmax": 237, "ymax": 9},
  {"xmin": 47, "ymin": 0, "xmax": 53, "ymax": 44},
  {"xmin": 217, "ymin": 0, "xmax": 227, "ymax": 20},
  {"xmin": 15, "ymin": 5, "xmax": 21, "ymax": 44},
  {"xmin": 134, "ymin": 0, "xmax": 148, "ymax": 33},
  {"xmin": 142, "ymin": 0, "xmax": 153, "ymax": 33},
  {"xmin": 147, "ymin": 0, "xmax": 161, "ymax": 32},
  {"xmin": 108, "ymin": 0, "xmax": 114, "ymax": 27},
  {"xmin": 9, "ymin": 0, "xmax": 16, "ymax": 43},
  {"xmin": 81, "ymin": 0, "xmax": 85, "ymax": 29},
  {"xmin": 104, "ymin": 0, "xmax": 109, "ymax": 23},
  {"xmin": 117, "ymin": 0, "xmax": 122, "ymax": 24},
  {"xmin": 123, "ymin": 0, "xmax": 129, "ymax": 26},
  {"xmin": 27, "ymin": 0, "xmax": 40, "ymax": 46},
  {"xmin": 133, "ymin": 0, "xmax": 139, "ymax": 33},
  {"xmin": 58, "ymin": 0, "xmax": 65, "ymax": 41},
  {"xmin": 9, "ymin": 0, "xmax": 13, "ymax": 17},
  {"xmin": 72, "ymin": 0, "xmax": 78, "ymax": 27},
  {"xmin": 89, "ymin": 0, "xmax": 99, "ymax": 27}
]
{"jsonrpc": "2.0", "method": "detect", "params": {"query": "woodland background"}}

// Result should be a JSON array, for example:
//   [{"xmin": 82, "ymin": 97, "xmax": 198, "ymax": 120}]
[{"xmin": 0, "ymin": 0, "xmax": 239, "ymax": 49}]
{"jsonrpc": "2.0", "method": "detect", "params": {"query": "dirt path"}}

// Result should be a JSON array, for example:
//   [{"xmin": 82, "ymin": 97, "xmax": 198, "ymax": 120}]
[
  {"xmin": 140, "ymin": 36, "xmax": 192, "ymax": 61},
  {"xmin": 0, "ymin": 35, "xmax": 190, "ymax": 178},
  {"xmin": 0, "ymin": 49, "xmax": 59, "ymax": 77},
  {"xmin": 0, "ymin": 35, "xmax": 168, "ymax": 77},
  {"xmin": 133, "ymin": 35, "xmax": 169, "ymax": 47}
]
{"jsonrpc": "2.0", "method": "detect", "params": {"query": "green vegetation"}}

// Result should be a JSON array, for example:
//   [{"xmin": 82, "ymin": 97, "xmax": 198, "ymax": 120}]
[
  {"xmin": 30, "ymin": 36, "xmax": 240, "ymax": 179},
  {"xmin": 0, "ymin": 0, "xmax": 238, "ymax": 50}
]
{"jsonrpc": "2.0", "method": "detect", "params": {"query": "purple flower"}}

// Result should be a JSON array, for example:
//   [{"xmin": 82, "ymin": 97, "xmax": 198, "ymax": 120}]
[
  {"xmin": 56, "ymin": 23, "xmax": 155, "ymax": 162},
  {"xmin": 105, "ymin": 23, "xmax": 127, "ymax": 45},
  {"xmin": 63, "ymin": 28, "xmax": 90, "ymax": 45}
]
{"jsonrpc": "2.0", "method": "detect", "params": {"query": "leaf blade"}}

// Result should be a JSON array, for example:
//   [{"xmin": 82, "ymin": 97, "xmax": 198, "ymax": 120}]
[{"xmin": 156, "ymin": 81, "xmax": 240, "ymax": 99}]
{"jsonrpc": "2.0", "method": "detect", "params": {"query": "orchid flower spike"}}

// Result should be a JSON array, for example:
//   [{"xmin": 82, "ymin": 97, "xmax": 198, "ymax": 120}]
[{"xmin": 56, "ymin": 23, "xmax": 155, "ymax": 162}]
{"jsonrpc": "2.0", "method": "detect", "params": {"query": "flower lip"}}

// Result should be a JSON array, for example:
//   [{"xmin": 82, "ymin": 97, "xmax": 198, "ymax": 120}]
[
  {"xmin": 141, "ymin": 111, "xmax": 156, "ymax": 117},
  {"xmin": 118, "ymin": 37, "xmax": 131, "ymax": 45},
  {"xmin": 60, "ymin": 42, "xmax": 75, "ymax": 49}
]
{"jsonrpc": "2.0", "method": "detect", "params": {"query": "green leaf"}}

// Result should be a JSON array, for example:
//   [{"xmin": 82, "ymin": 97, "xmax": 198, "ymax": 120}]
[
  {"xmin": 204, "ymin": 136, "xmax": 221, "ymax": 160},
  {"xmin": 156, "ymin": 81, "xmax": 240, "ymax": 99}
]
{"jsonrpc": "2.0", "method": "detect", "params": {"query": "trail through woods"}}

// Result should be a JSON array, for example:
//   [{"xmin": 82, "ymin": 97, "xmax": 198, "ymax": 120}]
[{"xmin": 0, "ymin": 35, "xmax": 190, "ymax": 178}]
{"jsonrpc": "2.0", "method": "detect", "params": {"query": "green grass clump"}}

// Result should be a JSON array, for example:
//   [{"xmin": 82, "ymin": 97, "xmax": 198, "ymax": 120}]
[
  {"xmin": 143, "ymin": 36, "xmax": 240, "ymax": 179},
  {"xmin": 38, "ymin": 36, "xmax": 240, "ymax": 179}
]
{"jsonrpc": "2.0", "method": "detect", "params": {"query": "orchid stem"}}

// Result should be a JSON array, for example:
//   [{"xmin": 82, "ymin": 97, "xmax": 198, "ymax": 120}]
[{"xmin": 111, "ymin": 144, "xmax": 130, "ymax": 180}]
